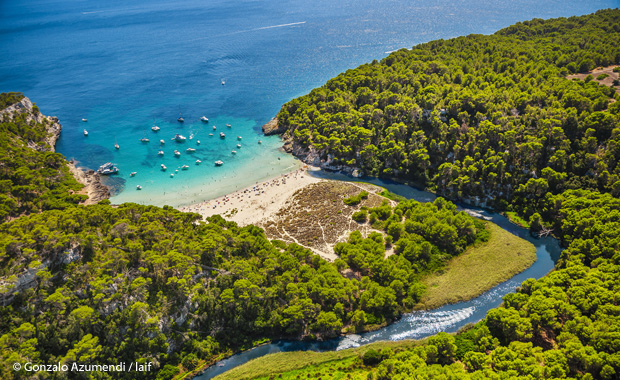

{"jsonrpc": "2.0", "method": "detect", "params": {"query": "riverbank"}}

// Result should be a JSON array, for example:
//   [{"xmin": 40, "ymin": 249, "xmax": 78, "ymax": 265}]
[{"xmin": 417, "ymin": 222, "xmax": 536, "ymax": 310}]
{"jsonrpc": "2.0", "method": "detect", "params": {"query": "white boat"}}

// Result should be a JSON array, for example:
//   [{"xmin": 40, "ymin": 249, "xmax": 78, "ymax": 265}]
[
  {"xmin": 174, "ymin": 150, "xmax": 180, "ymax": 156},
  {"xmin": 114, "ymin": 143, "xmax": 119, "ymax": 149},
  {"xmin": 220, "ymin": 132, "xmax": 225, "ymax": 138},
  {"xmin": 208, "ymin": 133, "xmax": 213, "ymax": 136},
  {"xmin": 158, "ymin": 150, "xmax": 164, "ymax": 155},
  {"xmin": 97, "ymin": 162, "xmax": 118, "ymax": 175},
  {"xmin": 140, "ymin": 137, "xmax": 149, "ymax": 143},
  {"xmin": 170, "ymin": 173, "xmax": 174, "ymax": 177},
  {"xmin": 151, "ymin": 125, "xmax": 160, "ymax": 132},
  {"xmin": 221, "ymin": 79, "xmax": 226, "ymax": 85},
  {"xmin": 189, "ymin": 134, "xmax": 194, "ymax": 140},
  {"xmin": 182, "ymin": 165, "xmax": 189, "ymax": 170},
  {"xmin": 130, "ymin": 172, "xmax": 137, "ymax": 177},
  {"xmin": 226, "ymin": 123, "xmax": 231, "ymax": 128},
  {"xmin": 213, "ymin": 125, "xmax": 217, "ymax": 130},
  {"xmin": 161, "ymin": 164, "xmax": 167, "ymax": 170},
  {"xmin": 186, "ymin": 148, "xmax": 196, "ymax": 152},
  {"xmin": 237, "ymin": 136, "xmax": 242, "ymax": 140},
  {"xmin": 231, "ymin": 150, "xmax": 237, "ymax": 154},
  {"xmin": 83, "ymin": 129, "xmax": 88, "ymax": 136},
  {"xmin": 200, "ymin": 116, "xmax": 209, "ymax": 122},
  {"xmin": 196, "ymin": 159, "xmax": 202, "ymax": 164},
  {"xmin": 173, "ymin": 134, "xmax": 187, "ymax": 141},
  {"xmin": 136, "ymin": 185, "xmax": 142, "ymax": 190},
  {"xmin": 215, "ymin": 160, "xmax": 224, "ymax": 166},
  {"xmin": 236, "ymin": 144, "xmax": 241, "ymax": 148},
  {"xmin": 177, "ymin": 113, "xmax": 184, "ymax": 123},
  {"xmin": 160, "ymin": 139, "xmax": 165, "ymax": 145},
  {"xmin": 82, "ymin": 118, "xmax": 87, "ymax": 122},
  {"xmin": 196, "ymin": 140, "xmax": 201, "ymax": 145},
  {"xmin": 258, "ymin": 140, "xmax": 262, "ymax": 144}
]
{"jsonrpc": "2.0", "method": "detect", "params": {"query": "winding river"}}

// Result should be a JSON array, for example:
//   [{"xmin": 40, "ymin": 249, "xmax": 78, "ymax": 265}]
[{"xmin": 195, "ymin": 171, "xmax": 563, "ymax": 379}]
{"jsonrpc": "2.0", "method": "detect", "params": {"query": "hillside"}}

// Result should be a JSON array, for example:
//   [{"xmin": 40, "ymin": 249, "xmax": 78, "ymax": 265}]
[{"xmin": 275, "ymin": 9, "xmax": 620, "ymax": 217}]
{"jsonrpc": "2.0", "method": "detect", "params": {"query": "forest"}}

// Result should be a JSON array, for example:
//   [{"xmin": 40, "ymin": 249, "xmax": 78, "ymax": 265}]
[
  {"xmin": 277, "ymin": 9, "xmax": 620, "ymax": 218},
  {"xmin": 2, "ymin": 8, "xmax": 620, "ymax": 380},
  {"xmin": 0, "ymin": 92, "xmax": 86, "ymax": 222},
  {"xmin": 0, "ymin": 94, "xmax": 489, "ymax": 379}
]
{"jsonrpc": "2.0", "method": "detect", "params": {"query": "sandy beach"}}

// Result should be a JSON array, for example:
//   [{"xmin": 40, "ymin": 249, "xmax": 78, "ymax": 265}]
[{"xmin": 178, "ymin": 166, "xmax": 322, "ymax": 226}]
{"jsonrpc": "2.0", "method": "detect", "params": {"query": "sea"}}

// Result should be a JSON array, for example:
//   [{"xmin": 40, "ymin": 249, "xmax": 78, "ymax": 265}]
[{"xmin": 1, "ymin": 0, "xmax": 615, "ymax": 207}]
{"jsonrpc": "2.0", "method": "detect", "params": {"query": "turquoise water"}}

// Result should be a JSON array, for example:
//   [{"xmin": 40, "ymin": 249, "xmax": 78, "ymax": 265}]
[{"xmin": 0, "ymin": 0, "xmax": 615, "ymax": 207}]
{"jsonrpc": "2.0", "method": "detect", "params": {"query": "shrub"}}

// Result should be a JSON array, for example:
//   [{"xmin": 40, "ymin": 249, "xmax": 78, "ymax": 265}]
[
  {"xmin": 352, "ymin": 210, "xmax": 368, "ymax": 223},
  {"xmin": 362, "ymin": 349, "xmax": 382, "ymax": 366}
]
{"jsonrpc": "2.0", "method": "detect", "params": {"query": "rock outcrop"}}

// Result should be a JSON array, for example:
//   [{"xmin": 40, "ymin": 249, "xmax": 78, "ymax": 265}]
[
  {"xmin": 1, "ymin": 95, "xmax": 110, "ymax": 204},
  {"xmin": 1, "ymin": 96, "xmax": 62, "ymax": 151},
  {"xmin": 261, "ymin": 117, "xmax": 286, "ymax": 135}
]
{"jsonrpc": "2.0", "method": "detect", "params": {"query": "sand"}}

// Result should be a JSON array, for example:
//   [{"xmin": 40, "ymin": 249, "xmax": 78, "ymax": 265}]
[{"xmin": 178, "ymin": 166, "xmax": 322, "ymax": 226}]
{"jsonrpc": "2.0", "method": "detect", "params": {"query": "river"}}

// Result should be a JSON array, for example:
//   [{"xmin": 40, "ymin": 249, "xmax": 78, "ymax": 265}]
[{"xmin": 195, "ymin": 171, "xmax": 563, "ymax": 379}]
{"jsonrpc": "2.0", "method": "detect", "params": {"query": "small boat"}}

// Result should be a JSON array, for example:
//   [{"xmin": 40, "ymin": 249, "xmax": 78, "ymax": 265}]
[
  {"xmin": 82, "ymin": 118, "xmax": 87, "ymax": 122},
  {"xmin": 158, "ymin": 150, "xmax": 164, "ymax": 155},
  {"xmin": 220, "ymin": 132, "xmax": 225, "ymax": 138},
  {"xmin": 231, "ymin": 150, "xmax": 237, "ymax": 154},
  {"xmin": 200, "ymin": 116, "xmax": 209, "ymax": 123},
  {"xmin": 151, "ymin": 125, "xmax": 160, "ymax": 132},
  {"xmin": 226, "ymin": 123, "xmax": 231, "ymax": 128},
  {"xmin": 83, "ymin": 129, "xmax": 88, "ymax": 136},
  {"xmin": 237, "ymin": 136, "xmax": 242, "ymax": 140},
  {"xmin": 130, "ymin": 172, "xmax": 137, "ymax": 177},
  {"xmin": 136, "ymin": 185, "xmax": 142, "ymax": 190},
  {"xmin": 160, "ymin": 139, "xmax": 165, "ymax": 145},
  {"xmin": 170, "ymin": 173, "xmax": 174, "ymax": 177},
  {"xmin": 186, "ymin": 148, "xmax": 196, "ymax": 152},
  {"xmin": 258, "ymin": 140, "xmax": 262, "ymax": 144},
  {"xmin": 221, "ymin": 79, "xmax": 226, "ymax": 85},
  {"xmin": 214, "ymin": 160, "xmax": 224, "ymax": 166},
  {"xmin": 213, "ymin": 125, "xmax": 217, "ymax": 130},
  {"xmin": 196, "ymin": 140, "xmax": 201, "ymax": 145},
  {"xmin": 189, "ymin": 133, "xmax": 194, "ymax": 139},
  {"xmin": 208, "ymin": 133, "xmax": 213, "ymax": 136},
  {"xmin": 195, "ymin": 159, "xmax": 202, "ymax": 164},
  {"xmin": 161, "ymin": 164, "xmax": 167, "ymax": 170},
  {"xmin": 97, "ymin": 162, "xmax": 118, "ymax": 175},
  {"xmin": 114, "ymin": 142, "xmax": 119, "ymax": 149},
  {"xmin": 177, "ymin": 113, "xmax": 184, "ymax": 123},
  {"xmin": 236, "ymin": 144, "xmax": 241, "ymax": 148},
  {"xmin": 140, "ymin": 137, "xmax": 149, "ymax": 143},
  {"xmin": 173, "ymin": 134, "xmax": 187, "ymax": 141},
  {"xmin": 182, "ymin": 165, "xmax": 189, "ymax": 170},
  {"xmin": 174, "ymin": 150, "xmax": 180, "ymax": 156}
]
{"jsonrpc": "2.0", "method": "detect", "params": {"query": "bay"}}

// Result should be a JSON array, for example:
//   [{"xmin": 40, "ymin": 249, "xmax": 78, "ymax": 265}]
[{"xmin": 0, "ymin": 0, "xmax": 615, "ymax": 206}]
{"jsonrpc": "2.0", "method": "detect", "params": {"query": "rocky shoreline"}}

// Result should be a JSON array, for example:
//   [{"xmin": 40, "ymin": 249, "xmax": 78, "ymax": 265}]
[
  {"xmin": 1, "ymin": 96, "xmax": 111, "ymax": 204},
  {"xmin": 262, "ymin": 118, "xmax": 363, "ymax": 178}
]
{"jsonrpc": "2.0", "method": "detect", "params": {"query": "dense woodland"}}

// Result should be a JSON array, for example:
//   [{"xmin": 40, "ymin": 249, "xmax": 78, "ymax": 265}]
[
  {"xmin": 278, "ymin": 9, "xmax": 620, "ymax": 213},
  {"xmin": 0, "ymin": 95, "xmax": 488, "ymax": 378},
  {"xmin": 0, "ymin": 92, "xmax": 86, "ymax": 221},
  {"xmin": 265, "ymin": 9, "xmax": 620, "ymax": 380},
  {"xmin": 1, "ymin": 9, "xmax": 620, "ymax": 380}
]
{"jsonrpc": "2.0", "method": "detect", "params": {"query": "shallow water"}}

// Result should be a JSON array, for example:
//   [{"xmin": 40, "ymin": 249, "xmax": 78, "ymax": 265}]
[{"xmin": 1, "ymin": 0, "xmax": 614, "ymax": 206}]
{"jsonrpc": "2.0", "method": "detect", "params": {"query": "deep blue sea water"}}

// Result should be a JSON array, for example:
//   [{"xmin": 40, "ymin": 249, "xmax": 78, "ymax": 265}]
[{"xmin": 1, "ymin": 0, "xmax": 616, "ymax": 206}]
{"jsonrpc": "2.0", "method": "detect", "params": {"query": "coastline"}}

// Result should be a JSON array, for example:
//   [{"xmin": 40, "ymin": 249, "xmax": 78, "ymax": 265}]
[
  {"xmin": 67, "ymin": 160, "xmax": 110, "ymax": 205},
  {"xmin": 178, "ymin": 165, "xmax": 322, "ymax": 226}
]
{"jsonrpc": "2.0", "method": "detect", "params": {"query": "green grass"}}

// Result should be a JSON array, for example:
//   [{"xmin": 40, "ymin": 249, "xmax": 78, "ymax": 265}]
[
  {"xmin": 505, "ymin": 211, "xmax": 530, "ymax": 228},
  {"xmin": 213, "ymin": 340, "xmax": 419, "ymax": 380},
  {"xmin": 417, "ymin": 222, "xmax": 536, "ymax": 310},
  {"xmin": 377, "ymin": 189, "xmax": 407, "ymax": 202}
]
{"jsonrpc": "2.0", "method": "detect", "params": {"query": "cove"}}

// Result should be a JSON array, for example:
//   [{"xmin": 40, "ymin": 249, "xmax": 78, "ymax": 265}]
[{"xmin": 194, "ymin": 171, "xmax": 563, "ymax": 379}]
